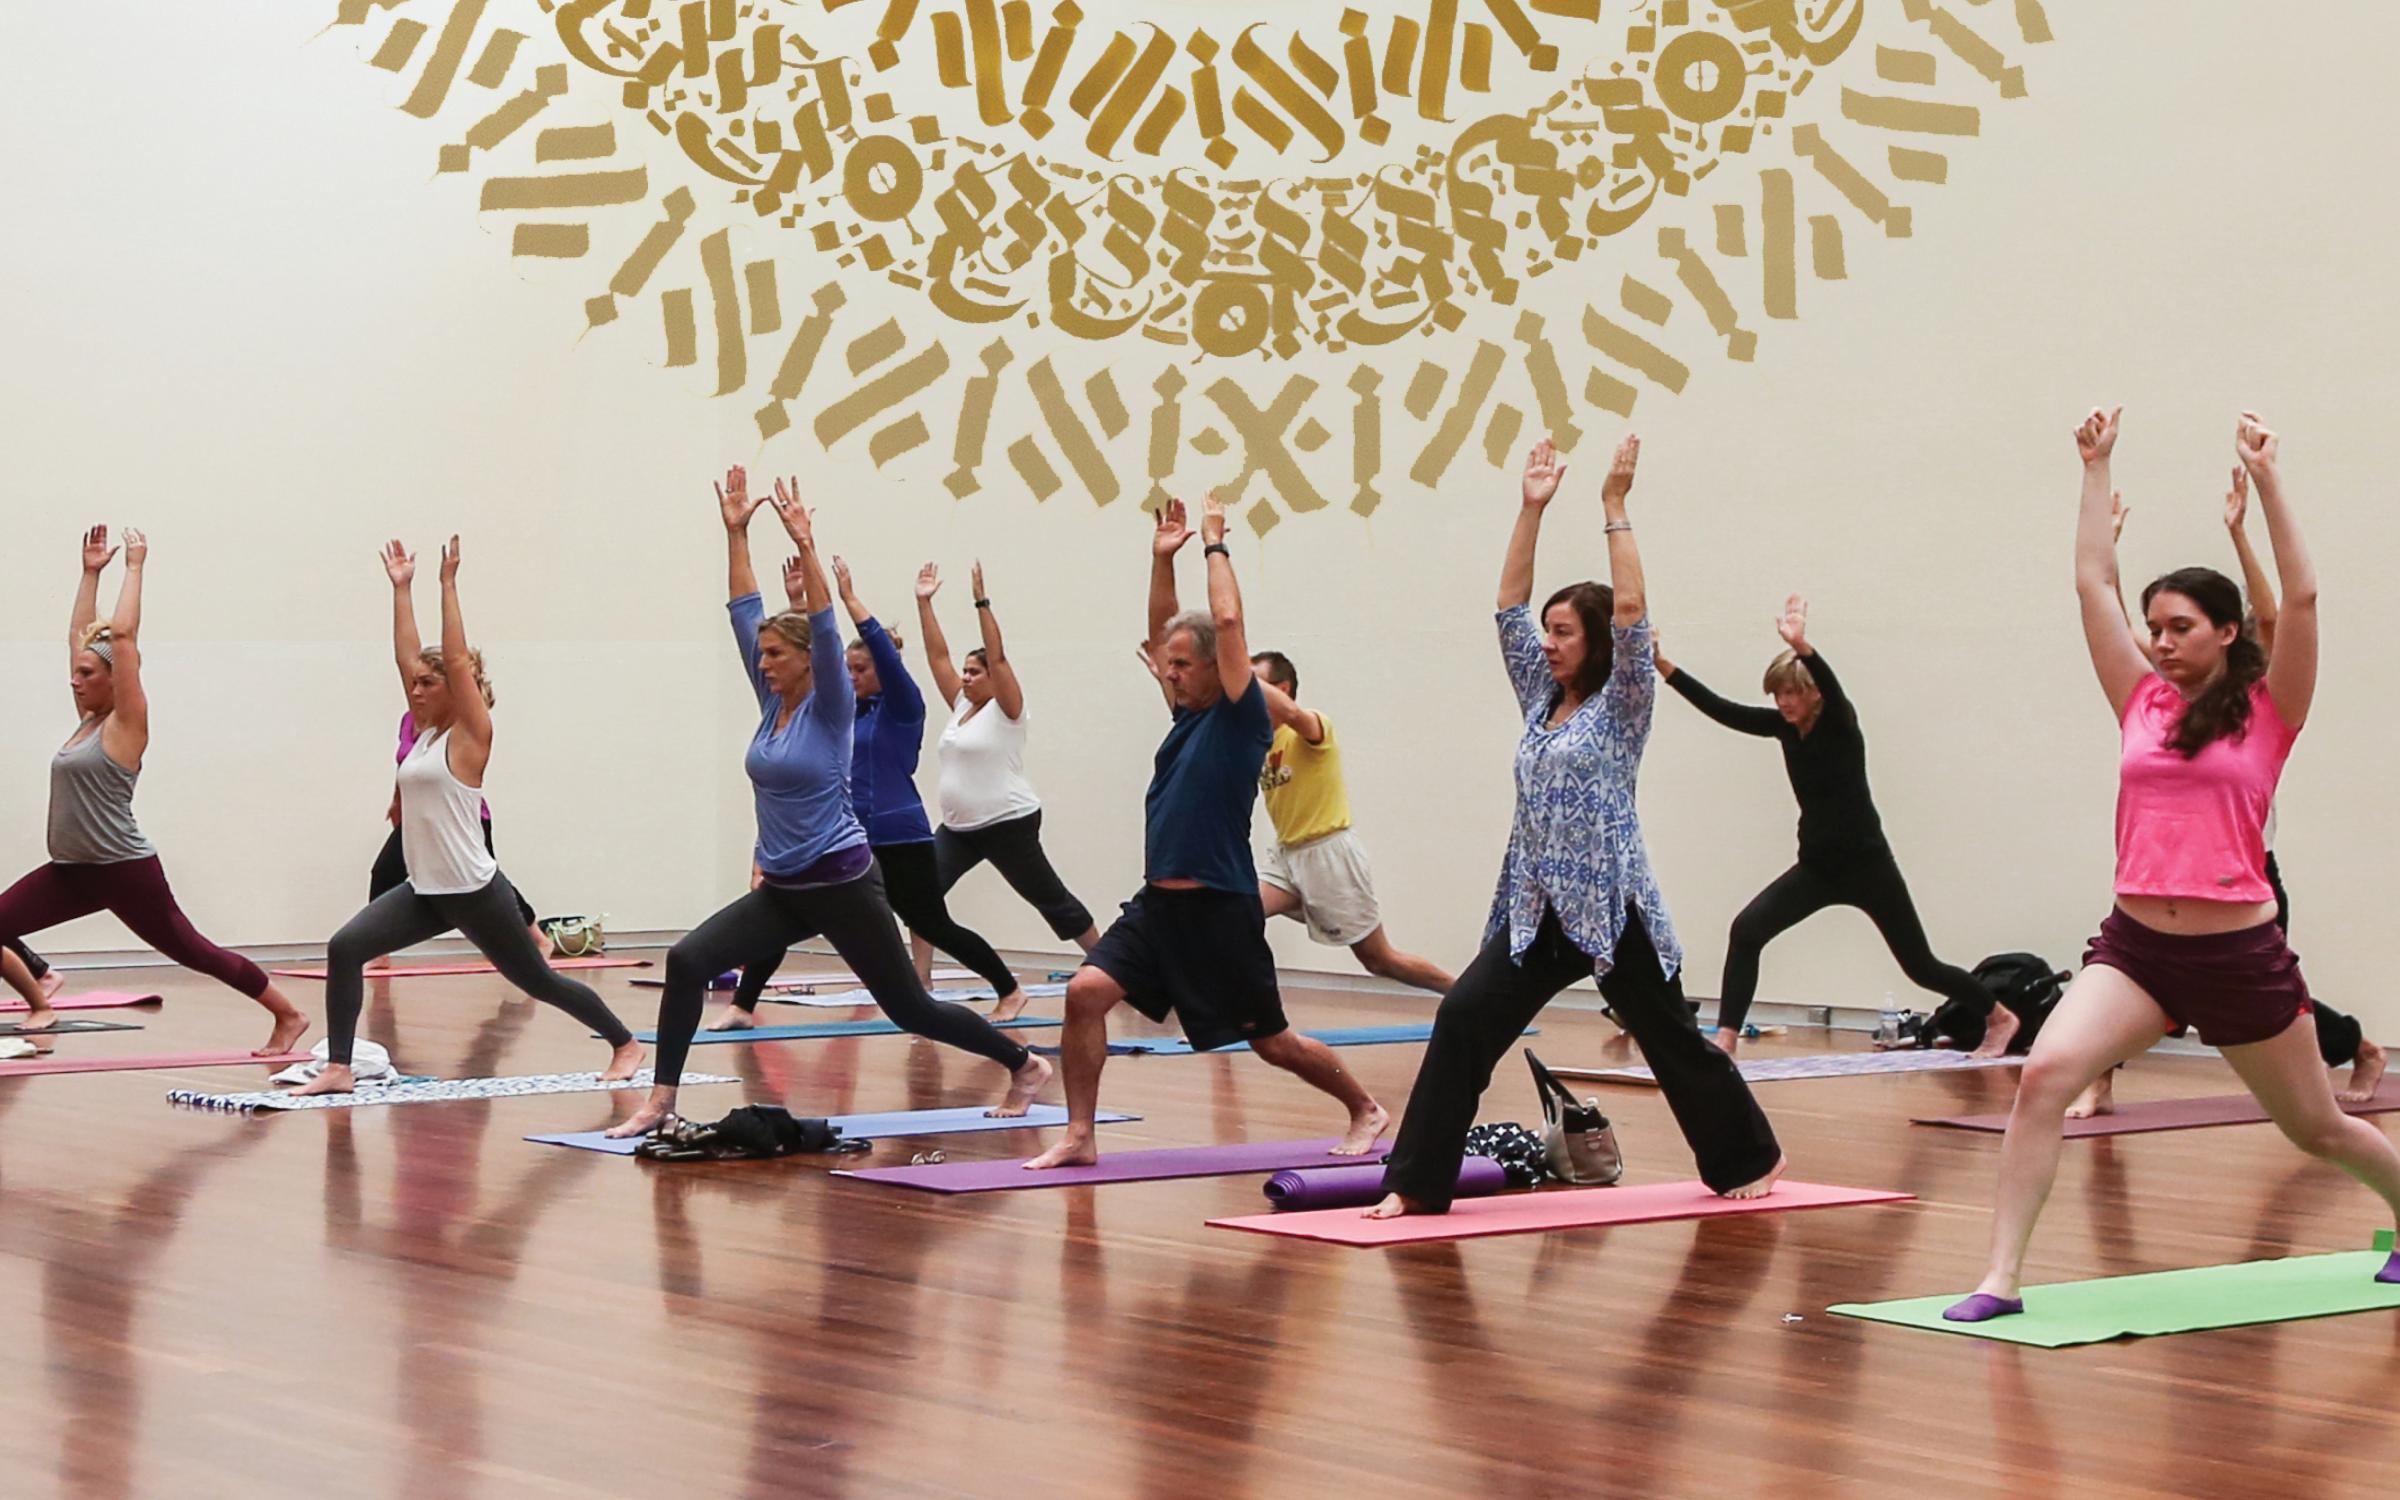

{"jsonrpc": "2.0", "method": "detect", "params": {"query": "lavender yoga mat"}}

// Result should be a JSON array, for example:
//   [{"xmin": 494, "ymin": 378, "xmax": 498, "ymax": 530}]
[
  {"xmin": 1916, "ymin": 1078, "xmax": 2400, "ymax": 1137},
  {"xmin": 836, "ymin": 1136, "xmax": 1389, "ymax": 1193},
  {"xmin": 1263, "ymin": 1155, "xmax": 1508, "ymax": 1211}
]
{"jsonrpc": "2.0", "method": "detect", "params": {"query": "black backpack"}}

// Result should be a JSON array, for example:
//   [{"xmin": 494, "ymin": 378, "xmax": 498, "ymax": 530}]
[{"xmin": 1933, "ymin": 953, "xmax": 2071, "ymax": 1053}]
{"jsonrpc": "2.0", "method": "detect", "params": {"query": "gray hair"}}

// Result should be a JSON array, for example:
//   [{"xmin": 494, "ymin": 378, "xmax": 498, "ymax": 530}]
[{"xmin": 1162, "ymin": 609, "xmax": 1217, "ymax": 659}]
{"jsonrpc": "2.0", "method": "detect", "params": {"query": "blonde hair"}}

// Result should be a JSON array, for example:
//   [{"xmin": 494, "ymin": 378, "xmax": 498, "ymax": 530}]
[
  {"xmin": 75, "ymin": 622, "xmax": 114, "ymax": 662},
  {"xmin": 758, "ymin": 611, "xmax": 814, "ymax": 655},
  {"xmin": 1762, "ymin": 650, "xmax": 1817, "ymax": 697},
  {"xmin": 419, "ymin": 646, "xmax": 496, "ymax": 708}
]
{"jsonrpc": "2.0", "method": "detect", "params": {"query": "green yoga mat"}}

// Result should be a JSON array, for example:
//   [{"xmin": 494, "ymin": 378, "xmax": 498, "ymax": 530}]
[{"xmin": 1832, "ymin": 1232, "xmax": 2400, "ymax": 1347}]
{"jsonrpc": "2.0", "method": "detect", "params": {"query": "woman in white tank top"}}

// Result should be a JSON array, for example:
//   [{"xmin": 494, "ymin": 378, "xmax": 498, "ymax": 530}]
[{"xmin": 293, "ymin": 537, "xmax": 642, "ymax": 1096}]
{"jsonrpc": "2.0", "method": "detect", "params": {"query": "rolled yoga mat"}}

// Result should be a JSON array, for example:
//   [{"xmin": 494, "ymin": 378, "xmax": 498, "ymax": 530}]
[
  {"xmin": 1264, "ymin": 1155, "xmax": 1509, "ymax": 1211},
  {"xmin": 1915, "ymin": 1078, "xmax": 2400, "ymax": 1137},
  {"xmin": 1, "ymin": 989, "xmax": 163, "ymax": 1014}
]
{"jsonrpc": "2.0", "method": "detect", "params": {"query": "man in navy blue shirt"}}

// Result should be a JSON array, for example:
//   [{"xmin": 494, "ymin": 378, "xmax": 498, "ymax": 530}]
[{"xmin": 1025, "ymin": 493, "xmax": 1391, "ymax": 1170}]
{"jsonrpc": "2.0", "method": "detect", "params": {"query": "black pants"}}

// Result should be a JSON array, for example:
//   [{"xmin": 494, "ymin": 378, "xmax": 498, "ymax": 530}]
[
  {"xmin": 2264, "ymin": 851, "xmax": 2362, "ymax": 1068},
  {"xmin": 935, "ymin": 810, "xmax": 1094, "ymax": 941},
  {"xmin": 1382, "ymin": 906, "xmax": 1781, "ymax": 1211},
  {"xmin": 731, "ymin": 839, "xmax": 1017, "ymax": 1010},
  {"xmin": 1716, "ymin": 854, "xmax": 1989, "ymax": 1037},
  {"xmin": 656, "ymin": 862, "xmax": 1032, "ymax": 1087},
  {"xmin": 369, "ymin": 822, "xmax": 537, "ymax": 928},
  {"xmin": 6, "ymin": 937, "xmax": 47, "ymax": 982}
]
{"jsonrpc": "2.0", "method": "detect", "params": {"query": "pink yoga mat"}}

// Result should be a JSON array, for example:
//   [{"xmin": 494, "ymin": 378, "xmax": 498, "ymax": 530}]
[
  {"xmin": 0, "ymin": 1048, "xmax": 310, "ymax": 1078},
  {"xmin": 1916, "ymin": 1079, "xmax": 2400, "ymax": 1137},
  {"xmin": 1, "ymin": 989, "xmax": 163, "ymax": 1013},
  {"xmin": 836, "ymin": 1137, "xmax": 1389, "ymax": 1193},
  {"xmin": 270, "ymin": 957, "xmax": 651, "ymax": 980},
  {"xmin": 629, "ymin": 967, "xmax": 979, "ymax": 990},
  {"xmin": 1209, "ymin": 1179, "xmax": 1914, "ymax": 1246}
]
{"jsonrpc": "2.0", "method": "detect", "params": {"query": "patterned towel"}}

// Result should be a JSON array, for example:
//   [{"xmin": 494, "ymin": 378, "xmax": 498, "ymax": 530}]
[{"xmin": 166, "ymin": 1070, "xmax": 740, "ymax": 1113}]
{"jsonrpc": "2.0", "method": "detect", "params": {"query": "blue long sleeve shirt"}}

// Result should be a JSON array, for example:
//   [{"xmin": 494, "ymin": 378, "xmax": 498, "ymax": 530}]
[
  {"xmin": 729, "ymin": 594, "xmax": 868, "ymax": 879},
  {"xmin": 847, "ymin": 616, "xmax": 935, "ymax": 846}
]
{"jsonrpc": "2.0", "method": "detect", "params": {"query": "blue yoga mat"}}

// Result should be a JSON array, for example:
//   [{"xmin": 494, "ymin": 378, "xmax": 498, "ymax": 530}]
[
  {"xmin": 526, "ymin": 1103, "xmax": 1136, "ymax": 1154},
  {"xmin": 625, "ymin": 1016, "xmax": 1065, "ymax": 1044},
  {"xmin": 1030, "ymin": 1022, "xmax": 1525, "ymax": 1056}
]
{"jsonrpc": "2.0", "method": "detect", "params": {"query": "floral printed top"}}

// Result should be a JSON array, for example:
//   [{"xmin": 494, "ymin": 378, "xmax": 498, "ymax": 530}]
[{"xmin": 1485, "ymin": 604, "xmax": 1681, "ymax": 977}]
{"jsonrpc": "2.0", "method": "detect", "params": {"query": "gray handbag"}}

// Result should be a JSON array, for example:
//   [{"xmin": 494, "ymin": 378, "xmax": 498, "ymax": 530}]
[{"xmin": 1526, "ymin": 1050, "xmax": 1624, "ymax": 1185}]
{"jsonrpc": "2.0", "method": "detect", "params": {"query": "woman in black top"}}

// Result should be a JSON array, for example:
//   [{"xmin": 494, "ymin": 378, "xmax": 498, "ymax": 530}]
[{"xmin": 1657, "ymin": 596, "xmax": 1999, "ymax": 1055}]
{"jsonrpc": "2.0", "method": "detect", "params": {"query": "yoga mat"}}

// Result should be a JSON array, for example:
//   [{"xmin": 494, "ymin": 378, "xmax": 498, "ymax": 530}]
[
  {"xmin": 1209, "ymin": 1180, "xmax": 1913, "ymax": 1246},
  {"xmin": 526, "ymin": 1105, "xmax": 1142, "ymax": 1155},
  {"xmin": 1915, "ymin": 1078, "xmax": 2400, "ymax": 1137},
  {"xmin": 1031, "ymin": 1023, "xmax": 1521, "ymax": 1057},
  {"xmin": 164, "ymin": 1070, "xmax": 740, "ymax": 1113},
  {"xmin": 1830, "ymin": 1241, "xmax": 2400, "ymax": 1347},
  {"xmin": 0, "ymin": 1048, "xmax": 309, "ymax": 1079},
  {"xmin": 269, "ymin": 956, "xmax": 652, "ymax": 980},
  {"xmin": 0, "ymin": 1018, "xmax": 143, "ymax": 1036},
  {"xmin": 1, "ymin": 989, "xmax": 163, "ymax": 1014},
  {"xmin": 763, "ymin": 982, "xmax": 1067, "ymax": 1010},
  {"xmin": 1562, "ymin": 1050, "xmax": 2024, "ymax": 1086},
  {"xmin": 630, "ymin": 967, "xmax": 978, "ymax": 991},
  {"xmin": 837, "ymin": 1136, "xmax": 1391, "ymax": 1193},
  {"xmin": 1264, "ymin": 1156, "xmax": 1509, "ymax": 1211},
  {"xmin": 628, "ymin": 1016, "xmax": 1062, "ymax": 1043}
]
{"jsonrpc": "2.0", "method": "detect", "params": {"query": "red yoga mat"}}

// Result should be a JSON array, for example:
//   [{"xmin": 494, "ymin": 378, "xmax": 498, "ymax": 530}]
[
  {"xmin": 269, "ymin": 957, "xmax": 652, "ymax": 980},
  {"xmin": 1915, "ymin": 1079, "xmax": 2400, "ymax": 1137},
  {"xmin": 0, "ymin": 1048, "xmax": 310, "ymax": 1078},
  {"xmin": 1208, "ymin": 1179, "xmax": 1914, "ymax": 1246},
  {"xmin": 1, "ymin": 989, "xmax": 163, "ymax": 1014}
]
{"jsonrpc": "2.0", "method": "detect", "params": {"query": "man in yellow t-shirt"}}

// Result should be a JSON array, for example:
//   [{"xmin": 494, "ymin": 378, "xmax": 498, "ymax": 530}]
[{"xmin": 1250, "ymin": 652, "xmax": 1455, "ymax": 994}]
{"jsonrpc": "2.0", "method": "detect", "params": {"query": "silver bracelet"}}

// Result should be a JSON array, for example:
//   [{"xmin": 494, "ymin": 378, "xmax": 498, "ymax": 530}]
[{"xmin": 1603, "ymin": 520, "xmax": 1633, "ymax": 534}]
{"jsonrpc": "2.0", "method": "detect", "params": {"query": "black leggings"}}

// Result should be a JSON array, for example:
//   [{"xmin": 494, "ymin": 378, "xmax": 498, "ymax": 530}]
[
  {"xmin": 731, "ymin": 839, "xmax": 1016, "ymax": 1011},
  {"xmin": 6, "ymin": 938, "xmax": 47, "ymax": 982},
  {"xmin": 370, "ymin": 822, "xmax": 537, "ymax": 929},
  {"xmin": 656, "ymin": 861, "xmax": 1032, "ymax": 1087},
  {"xmin": 1716, "ymin": 855, "xmax": 1989, "ymax": 1037},
  {"xmin": 1382, "ymin": 906, "xmax": 1781, "ymax": 1211},
  {"xmin": 2263, "ymin": 852, "xmax": 2363, "ymax": 1068},
  {"xmin": 934, "ymin": 810, "xmax": 1094, "ymax": 941}
]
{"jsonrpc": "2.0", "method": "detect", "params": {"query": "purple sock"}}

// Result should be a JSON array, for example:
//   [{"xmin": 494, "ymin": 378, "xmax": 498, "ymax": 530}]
[
  {"xmin": 2377, "ymin": 1250, "xmax": 2400, "ymax": 1286},
  {"xmin": 1942, "ymin": 1292, "xmax": 2025, "ymax": 1323}
]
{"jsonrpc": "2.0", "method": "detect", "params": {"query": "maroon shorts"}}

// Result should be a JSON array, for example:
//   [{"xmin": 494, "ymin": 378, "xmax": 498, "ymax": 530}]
[{"xmin": 2082, "ymin": 907, "xmax": 2311, "ymax": 1048}]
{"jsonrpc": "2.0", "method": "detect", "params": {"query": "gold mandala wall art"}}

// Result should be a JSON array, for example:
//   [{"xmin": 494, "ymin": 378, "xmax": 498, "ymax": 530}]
[{"xmin": 323, "ymin": 0, "xmax": 2052, "ymax": 529}]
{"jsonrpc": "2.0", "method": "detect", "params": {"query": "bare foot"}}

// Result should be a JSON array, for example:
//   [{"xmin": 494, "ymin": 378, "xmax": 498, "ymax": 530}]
[
  {"xmin": 2340, "ymin": 1038, "xmax": 2388, "ymax": 1104},
  {"xmin": 987, "ymin": 1053, "xmax": 1053, "ymax": 1117},
  {"xmin": 258, "ymin": 1009, "xmax": 310, "ymax": 1057},
  {"xmin": 1022, "ymin": 1131, "xmax": 1098, "ymax": 1170},
  {"xmin": 601, "ymin": 1040, "xmax": 647, "ymax": 1082},
  {"xmin": 1721, "ymin": 1153, "xmax": 1786, "ymax": 1200},
  {"xmin": 706, "ymin": 1007, "xmax": 760, "ymax": 1033},
  {"xmin": 1971, "ymin": 1005, "xmax": 2021, "ymax": 1059},
  {"xmin": 37, "ymin": 971, "xmax": 65, "ymax": 1002},
  {"xmin": 1364, "ymin": 1191, "xmax": 1426, "ymax": 1219},
  {"xmin": 532, "ymin": 925, "xmax": 556, "ymax": 962},
  {"xmin": 1710, "ymin": 1027, "xmax": 1739, "ymax": 1057},
  {"xmin": 2066, "ymin": 1071, "xmax": 2115, "ymax": 1119},
  {"xmin": 17, "ymin": 1004, "xmax": 58, "ymax": 1033},
  {"xmin": 363, "ymin": 956, "xmax": 394, "ymax": 973},
  {"xmin": 1332, "ymin": 1100, "xmax": 1391, "ymax": 1156},
  {"xmin": 290, "ymin": 1061, "xmax": 356, "ymax": 1097},
  {"xmin": 606, "ymin": 1096, "xmax": 677, "ymax": 1139},
  {"xmin": 988, "ymin": 986, "xmax": 1031, "ymax": 1023}
]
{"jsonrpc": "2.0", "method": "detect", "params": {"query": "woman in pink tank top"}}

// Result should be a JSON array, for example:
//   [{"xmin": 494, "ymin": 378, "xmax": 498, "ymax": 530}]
[{"xmin": 1945, "ymin": 410, "xmax": 2400, "ymax": 1324}]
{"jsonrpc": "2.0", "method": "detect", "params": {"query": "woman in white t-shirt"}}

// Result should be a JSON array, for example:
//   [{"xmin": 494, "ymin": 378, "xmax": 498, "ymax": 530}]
[{"xmin": 912, "ymin": 561, "xmax": 1097, "ymax": 1017}]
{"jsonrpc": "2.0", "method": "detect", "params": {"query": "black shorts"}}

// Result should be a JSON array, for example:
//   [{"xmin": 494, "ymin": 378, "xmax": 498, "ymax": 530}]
[{"xmin": 1085, "ymin": 886, "xmax": 1288, "ymax": 1052}]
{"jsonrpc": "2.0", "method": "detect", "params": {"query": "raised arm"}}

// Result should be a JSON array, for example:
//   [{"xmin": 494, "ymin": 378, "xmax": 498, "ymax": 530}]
[
  {"xmin": 1199, "ymin": 492, "xmax": 1252, "ymax": 702},
  {"xmin": 436, "ymin": 537, "xmax": 494, "ymax": 781},
  {"xmin": 1501, "ymin": 438, "xmax": 1565, "ymax": 610},
  {"xmin": 2072, "ymin": 407, "xmax": 2151, "ymax": 718},
  {"xmin": 768, "ymin": 477, "xmax": 831, "ymax": 615},
  {"xmin": 1253, "ymin": 675, "xmax": 1324, "ymax": 744},
  {"xmin": 381, "ymin": 539, "xmax": 423, "ymax": 696},
  {"xmin": 769, "ymin": 478, "xmax": 848, "ymax": 729},
  {"xmin": 1775, "ymin": 595, "xmax": 1849, "ymax": 705},
  {"xmin": 2223, "ymin": 464, "xmax": 2280, "ymax": 657},
  {"xmin": 1147, "ymin": 498, "xmax": 1191, "ymax": 650},
  {"xmin": 969, "ymin": 561, "xmax": 1025, "ymax": 719},
  {"xmin": 914, "ymin": 564, "xmax": 964, "ymax": 708},
  {"xmin": 831, "ymin": 553, "xmax": 872, "ymax": 628},
  {"xmin": 99, "ymin": 530, "xmax": 149, "ymax": 757},
  {"xmin": 1601, "ymin": 434, "xmax": 1646, "ymax": 626},
  {"xmin": 718, "ymin": 465, "xmax": 762, "ymax": 603},
  {"xmin": 71, "ymin": 525, "xmax": 117, "ymax": 668},
  {"xmin": 2239, "ymin": 413, "xmax": 2315, "ymax": 728}
]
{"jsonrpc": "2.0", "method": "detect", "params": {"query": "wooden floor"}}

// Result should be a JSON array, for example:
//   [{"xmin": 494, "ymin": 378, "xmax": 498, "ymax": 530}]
[{"xmin": 3, "ymin": 957, "xmax": 2397, "ymax": 1500}]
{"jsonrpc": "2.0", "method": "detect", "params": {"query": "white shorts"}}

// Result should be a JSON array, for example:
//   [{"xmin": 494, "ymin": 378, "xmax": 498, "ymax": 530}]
[{"xmin": 1259, "ymin": 828, "xmax": 1382, "ymax": 947}]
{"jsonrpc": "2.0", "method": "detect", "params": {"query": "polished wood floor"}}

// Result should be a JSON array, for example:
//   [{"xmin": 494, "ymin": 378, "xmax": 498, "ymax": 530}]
[{"xmin": 3, "ymin": 955, "xmax": 2395, "ymax": 1500}]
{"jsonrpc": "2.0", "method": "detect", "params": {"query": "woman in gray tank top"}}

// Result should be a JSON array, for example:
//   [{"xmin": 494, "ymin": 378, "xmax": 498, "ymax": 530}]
[{"xmin": 0, "ymin": 526, "xmax": 311, "ymax": 1053}]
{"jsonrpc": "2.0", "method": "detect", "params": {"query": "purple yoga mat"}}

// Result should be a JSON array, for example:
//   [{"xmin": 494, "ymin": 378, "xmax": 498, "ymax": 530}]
[
  {"xmin": 1262, "ymin": 1155, "xmax": 1509, "ymax": 1211},
  {"xmin": 836, "ymin": 1136, "xmax": 1388, "ymax": 1193}
]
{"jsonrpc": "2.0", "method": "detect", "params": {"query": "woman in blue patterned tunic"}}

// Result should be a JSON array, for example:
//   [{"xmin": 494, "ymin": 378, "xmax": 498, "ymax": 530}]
[{"xmin": 1370, "ymin": 434, "xmax": 1785, "ymax": 1216}]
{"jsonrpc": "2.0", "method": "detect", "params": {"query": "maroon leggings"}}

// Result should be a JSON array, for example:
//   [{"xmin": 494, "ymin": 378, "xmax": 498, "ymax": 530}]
[{"xmin": 0, "ymin": 858, "xmax": 270, "ymax": 1000}]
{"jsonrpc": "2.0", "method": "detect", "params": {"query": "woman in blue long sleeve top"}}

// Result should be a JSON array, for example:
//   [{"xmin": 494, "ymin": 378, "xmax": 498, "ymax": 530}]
[{"xmin": 609, "ymin": 469, "xmax": 1051, "ymax": 1138}]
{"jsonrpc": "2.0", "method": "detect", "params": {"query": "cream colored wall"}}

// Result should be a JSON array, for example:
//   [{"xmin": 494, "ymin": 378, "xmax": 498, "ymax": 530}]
[{"xmin": 6, "ymin": 5, "xmax": 2399, "ymax": 1035}]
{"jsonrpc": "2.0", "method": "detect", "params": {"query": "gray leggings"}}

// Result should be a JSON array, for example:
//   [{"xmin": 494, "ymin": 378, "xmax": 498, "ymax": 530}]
[{"xmin": 323, "ymin": 872, "xmax": 633, "ymax": 1066}]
